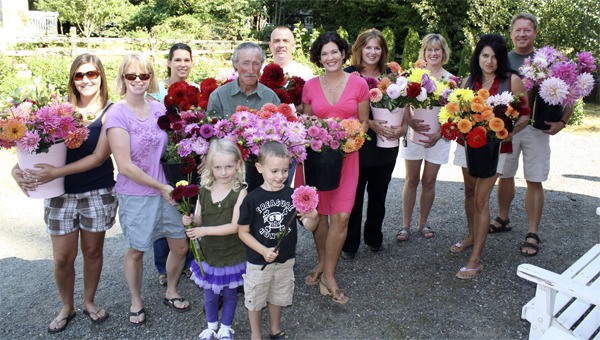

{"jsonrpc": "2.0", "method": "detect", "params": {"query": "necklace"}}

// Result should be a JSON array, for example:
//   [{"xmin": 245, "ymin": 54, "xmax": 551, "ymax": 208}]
[
  {"xmin": 322, "ymin": 74, "xmax": 346, "ymax": 93},
  {"xmin": 482, "ymin": 77, "xmax": 496, "ymax": 88}
]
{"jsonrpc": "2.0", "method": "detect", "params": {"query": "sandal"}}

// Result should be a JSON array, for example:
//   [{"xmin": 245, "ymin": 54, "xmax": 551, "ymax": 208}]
[
  {"xmin": 48, "ymin": 312, "xmax": 76, "ymax": 334},
  {"xmin": 520, "ymin": 232, "xmax": 541, "ymax": 257},
  {"xmin": 489, "ymin": 216, "xmax": 512, "ymax": 233},
  {"xmin": 163, "ymin": 297, "xmax": 191, "ymax": 312},
  {"xmin": 269, "ymin": 330, "xmax": 290, "ymax": 339},
  {"xmin": 319, "ymin": 281, "xmax": 349, "ymax": 304},
  {"xmin": 395, "ymin": 229, "xmax": 410, "ymax": 241},
  {"xmin": 418, "ymin": 226, "xmax": 435, "ymax": 239},
  {"xmin": 450, "ymin": 241, "xmax": 472, "ymax": 253},
  {"xmin": 455, "ymin": 264, "xmax": 484, "ymax": 280},
  {"xmin": 304, "ymin": 271, "xmax": 322, "ymax": 286},
  {"xmin": 83, "ymin": 307, "xmax": 109, "ymax": 324},
  {"xmin": 129, "ymin": 308, "xmax": 146, "ymax": 326}
]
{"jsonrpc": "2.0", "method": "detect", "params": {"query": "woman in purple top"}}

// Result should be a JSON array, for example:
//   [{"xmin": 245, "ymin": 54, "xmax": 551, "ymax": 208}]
[{"xmin": 105, "ymin": 53, "xmax": 190, "ymax": 325}]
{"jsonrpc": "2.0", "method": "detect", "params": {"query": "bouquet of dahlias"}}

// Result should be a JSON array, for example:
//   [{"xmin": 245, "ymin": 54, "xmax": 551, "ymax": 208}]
[
  {"xmin": 227, "ymin": 103, "xmax": 307, "ymax": 163},
  {"xmin": 520, "ymin": 47, "xmax": 596, "ymax": 107},
  {"xmin": 1, "ymin": 88, "xmax": 88, "ymax": 153},
  {"xmin": 259, "ymin": 63, "xmax": 305, "ymax": 106},
  {"xmin": 438, "ymin": 88, "xmax": 529, "ymax": 148},
  {"xmin": 171, "ymin": 179, "xmax": 204, "ymax": 275},
  {"xmin": 158, "ymin": 79, "xmax": 222, "ymax": 164},
  {"xmin": 366, "ymin": 61, "xmax": 407, "ymax": 110},
  {"xmin": 301, "ymin": 115, "xmax": 369, "ymax": 155}
]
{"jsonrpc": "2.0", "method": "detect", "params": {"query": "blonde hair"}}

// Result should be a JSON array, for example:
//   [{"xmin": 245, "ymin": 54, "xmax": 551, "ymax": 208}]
[
  {"xmin": 418, "ymin": 33, "xmax": 451, "ymax": 65},
  {"xmin": 113, "ymin": 53, "xmax": 159, "ymax": 96},
  {"xmin": 201, "ymin": 139, "xmax": 247, "ymax": 192}
]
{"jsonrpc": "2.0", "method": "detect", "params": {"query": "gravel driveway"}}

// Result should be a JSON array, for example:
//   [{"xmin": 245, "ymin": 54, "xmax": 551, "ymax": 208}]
[{"xmin": 0, "ymin": 130, "xmax": 598, "ymax": 339}]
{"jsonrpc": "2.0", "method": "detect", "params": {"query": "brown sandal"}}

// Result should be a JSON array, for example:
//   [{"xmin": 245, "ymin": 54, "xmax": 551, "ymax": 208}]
[
  {"xmin": 319, "ymin": 281, "xmax": 349, "ymax": 304},
  {"xmin": 489, "ymin": 216, "xmax": 511, "ymax": 233},
  {"xmin": 395, "ymin": 229, "xmax": 410, "ymax": 241},
  {"xmin": 304, "ymin": 271, "xmax": 322, "ymax": 286}
]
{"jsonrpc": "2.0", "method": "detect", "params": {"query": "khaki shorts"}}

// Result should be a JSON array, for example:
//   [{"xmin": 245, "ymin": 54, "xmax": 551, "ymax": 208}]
[
  {"xmin": 243, "ymin": 259, "xmax": 295, "ymax": 311},
  {"xmin": 500, "ymin": 125, "xmax": 550, "ymax": 182},
  {"xmin": 453, "ymin": 144, "xmax": 507, "ymax": 175}
]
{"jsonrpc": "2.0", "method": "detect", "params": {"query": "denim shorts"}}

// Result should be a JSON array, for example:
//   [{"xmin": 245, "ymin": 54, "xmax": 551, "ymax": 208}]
[{"xmin": 117, "ymin": 194, "xmax": 186, "ymax": 252}]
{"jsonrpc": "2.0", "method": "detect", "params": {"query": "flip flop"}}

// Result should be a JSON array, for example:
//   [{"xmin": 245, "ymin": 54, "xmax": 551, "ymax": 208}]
[
  {"xmin": 129, "ymin": 308, "xmax": 146, "ymax": 326},
  {"xmin": 450, "ymin": 241, "xmax": 472, "ymax": 253},
  {"xmin": 163, "ymin": 297, "xmax": 191, "ymax": 312},
  {"xmin": 83, "ymin": 308, "xmax": 109, "ymax": 324},
  {"xmin": 455, "ymin": 264, "xmax": 484, "ymax": 280},
  {"xmin": 48, "ymin": 312, "xmax": 76, "ymax": 334}
]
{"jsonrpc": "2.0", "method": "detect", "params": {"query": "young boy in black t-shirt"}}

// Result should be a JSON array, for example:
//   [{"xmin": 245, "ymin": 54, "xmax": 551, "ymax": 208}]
[{"xmin": 238, "ymin": 141, "xmax": 318, "ymax": 340}]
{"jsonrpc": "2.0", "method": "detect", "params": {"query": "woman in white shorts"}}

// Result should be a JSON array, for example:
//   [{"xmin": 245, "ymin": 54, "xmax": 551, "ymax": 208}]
[{"xmin": 396, "ymin": 34, "xmax": 453, "ymax": 242}]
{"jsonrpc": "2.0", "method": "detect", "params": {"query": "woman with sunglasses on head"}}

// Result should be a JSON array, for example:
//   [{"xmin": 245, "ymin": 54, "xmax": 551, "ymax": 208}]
[
  {"xmin": 105, "ymin": 53, "xmax": 191, "ymax": 325},
  {"xmin": 148, "ymin": 43, "xmax": 196, "ymax": 287},
  {"xmin": 11, "ymin": 53, "xmax": 117, "ymax": 333}
]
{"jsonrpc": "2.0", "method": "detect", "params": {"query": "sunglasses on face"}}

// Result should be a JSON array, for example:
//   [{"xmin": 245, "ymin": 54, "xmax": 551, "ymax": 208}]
[
  {"xmin": 123, "ymin": 73, "xmax": 152, "ymax": 81},
  {"xmin": 73, "ymin": 70, "xmax": 100, "ymax": 81}
]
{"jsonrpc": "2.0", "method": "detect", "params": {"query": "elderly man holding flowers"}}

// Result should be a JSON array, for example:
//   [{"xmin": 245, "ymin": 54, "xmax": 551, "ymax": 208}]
[{"xmin": 489, "ymin": 13, "xmax": 596, "ymax": 257}]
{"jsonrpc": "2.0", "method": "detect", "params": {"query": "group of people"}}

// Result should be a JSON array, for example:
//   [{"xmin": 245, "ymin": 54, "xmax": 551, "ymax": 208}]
[{"xmin": 11, "ymin": 12, "xmax": 571, "ymax": 339}]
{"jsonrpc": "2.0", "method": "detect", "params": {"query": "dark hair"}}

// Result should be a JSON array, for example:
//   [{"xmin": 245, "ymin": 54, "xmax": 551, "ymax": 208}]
[
  {"xmin": 351, "ymin": 28, "xmax": 389, "ymax": 74},
  {"xmin": 68, "ymin": 53, "xmax": 109, "ymax": 108},
  {"xmin": 167, "ymin": 43, "xmax": 192, "ymax": 77},
  {"xmin": 309, "ymin": 31, "xmax": 350, "ymax": 68},
  {"xmin": 469, "ymin": 34, "xmax": 511, "ymax": 82}
]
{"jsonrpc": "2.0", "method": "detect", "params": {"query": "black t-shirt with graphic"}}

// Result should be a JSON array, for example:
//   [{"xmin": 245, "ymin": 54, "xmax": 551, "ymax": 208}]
[{"xmin": 238, "ymin": 186, "xmax": 298, "ymax": 265}]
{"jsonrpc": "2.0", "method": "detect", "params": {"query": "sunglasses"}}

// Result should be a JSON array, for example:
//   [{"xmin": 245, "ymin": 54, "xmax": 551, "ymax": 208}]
[
  {"xmin": 73, "ymin": 70, "xmax": 100, "ymax": 81},
  {"xmin": 123, "ymin": 73, "xmax": 152, "ymax": 81}
]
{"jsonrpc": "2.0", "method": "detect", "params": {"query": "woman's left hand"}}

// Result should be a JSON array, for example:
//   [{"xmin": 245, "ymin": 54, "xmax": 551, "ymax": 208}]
[{"xmin": 420, "ymin": 131, "xmax": 442, "ymax": 148}]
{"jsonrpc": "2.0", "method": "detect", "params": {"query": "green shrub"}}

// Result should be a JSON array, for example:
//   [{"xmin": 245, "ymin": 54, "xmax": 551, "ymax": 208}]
[
  {"xmin": 382, "ymin": 27, "xmax": 396, "ymax": 62},
  {"xmin": 401, "ymin": 27, "xmax": 420, "ymax": 69},
  {"xmin": 569, "ymin": 99, "xmax": 585, "ymax": 125}
]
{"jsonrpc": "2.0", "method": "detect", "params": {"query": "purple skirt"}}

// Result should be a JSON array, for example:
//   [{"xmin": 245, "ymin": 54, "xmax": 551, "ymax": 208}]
[{"xmin": 190, "ymin": 260, "xmax": 246, "ymax": 294}]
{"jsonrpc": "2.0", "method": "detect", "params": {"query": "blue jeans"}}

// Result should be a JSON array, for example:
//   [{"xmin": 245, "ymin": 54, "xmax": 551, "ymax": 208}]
[{"xmin": 153, "ymin": 237, "xmax": 194, "ymax": 274}]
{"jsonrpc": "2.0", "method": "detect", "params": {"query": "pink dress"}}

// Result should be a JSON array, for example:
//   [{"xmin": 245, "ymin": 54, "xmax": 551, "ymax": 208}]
[{"xmin": 301, "ymin": 75, "xmax": 370, "ymax": 214}]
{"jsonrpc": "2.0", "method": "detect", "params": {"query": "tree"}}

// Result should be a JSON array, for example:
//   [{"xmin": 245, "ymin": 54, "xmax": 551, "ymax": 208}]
[
  {"xmin": 401, "ymin": 28, "xmax": 421, "ymax": 70},
  {"xmin": 36, "ymin": 0, "xmax": 134, "ymax": 40},
  {"xmin": 382, "ymin": 27, "xmax": 396, "ymax": 62}
]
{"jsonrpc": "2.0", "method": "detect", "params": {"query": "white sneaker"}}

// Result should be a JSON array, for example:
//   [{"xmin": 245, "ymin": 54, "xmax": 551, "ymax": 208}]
[
  {"xmin": 198, "ymin": 328, "xmax": 217, "ymax": 340},
  {"xmin": 217, "ymin": 325, "xmax": 235, "ymax": 340}
]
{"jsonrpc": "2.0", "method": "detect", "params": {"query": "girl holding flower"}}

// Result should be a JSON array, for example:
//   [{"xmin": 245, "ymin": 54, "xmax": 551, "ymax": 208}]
[
  {"xmin": 301, "ymin": 31, "xmax": 370, "ymax": 303},
  {"xmin": 341, "ymin": 28, "xmax": 404, "ymax": 260},
  {"xmin": 396, "ymin": 33, "xmax": 454, "ymax": 242},
  {"xmin": 11, "ymin": 53, "xmax": 117, "ymax": 332},
  {"xmin": 182, "ymin": 138, "xmax": 247, "ymax": 340},
  {"xmin": 452, "ymin": 34, "xmax": 529, "ymax": 279}
]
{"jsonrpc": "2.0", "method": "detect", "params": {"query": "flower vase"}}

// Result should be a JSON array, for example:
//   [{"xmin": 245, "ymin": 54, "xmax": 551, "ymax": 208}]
[
  {"xmin": 465, "ymin": 139, "xmax": 502, "ymax": 178},
  {"xmin": 410, "ymin": 106, "xmax": 441, "ymax": 145},
  {"xmin": 17, "ymin": 142, "xmax": 67, "ymax": 199},
  {"xmin": 370, "ymin": 106, "xmax": 405, "ymax": 148},
  {"xmin": 532, "ymin": 92, "xmax": 563, "ymax": 130},
  {"xmin": 245, "ymin": 161, "xmax": 263, "ymax": 192},
  {"xmin": 161, "ymin": 161, "xmax": 199, "ymax": 187},
  {"xmin": 303, "ymin": 148, "xmax": 343, "ymax": 191}
]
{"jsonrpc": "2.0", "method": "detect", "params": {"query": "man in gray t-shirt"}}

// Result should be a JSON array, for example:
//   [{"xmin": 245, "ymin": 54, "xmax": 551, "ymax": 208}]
[{"xmin": 489, "ymin": 13, "xmax": 573, "ymax": 257}]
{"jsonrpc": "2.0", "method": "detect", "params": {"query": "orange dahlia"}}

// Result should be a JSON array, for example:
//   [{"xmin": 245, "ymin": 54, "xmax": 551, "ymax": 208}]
[
  {"xmin": 489, "ymin": 117, "xmax": 505, "ymax": 132},
  {"xmin": 457, "ymin": 119, "xmax": 473, "ymax": 133}
]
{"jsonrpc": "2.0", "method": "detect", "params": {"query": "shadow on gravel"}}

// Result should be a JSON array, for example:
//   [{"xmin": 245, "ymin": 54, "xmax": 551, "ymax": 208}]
[{"xmin": 0, "ymin": 178, "xmax": 598, "ymax": 339}]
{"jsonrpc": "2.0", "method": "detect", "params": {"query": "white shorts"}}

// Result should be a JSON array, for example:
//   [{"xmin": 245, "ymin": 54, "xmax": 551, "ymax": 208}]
[
  {"xmin": 453, "ymin": 144, "xmax": 507, "ymax": 175},
  {"xmin": 501, "ymin": 125, "xmax": 550, "ymax": 182},
  {"xmin": 399, "ymin": 131, "xmax": 451, "ymax": 164}
]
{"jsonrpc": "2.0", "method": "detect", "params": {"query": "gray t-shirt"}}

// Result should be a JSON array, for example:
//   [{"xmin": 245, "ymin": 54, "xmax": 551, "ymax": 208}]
[{"xmin": 508, "ymin": 50, "xmax": 535, "ymax": 75}]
